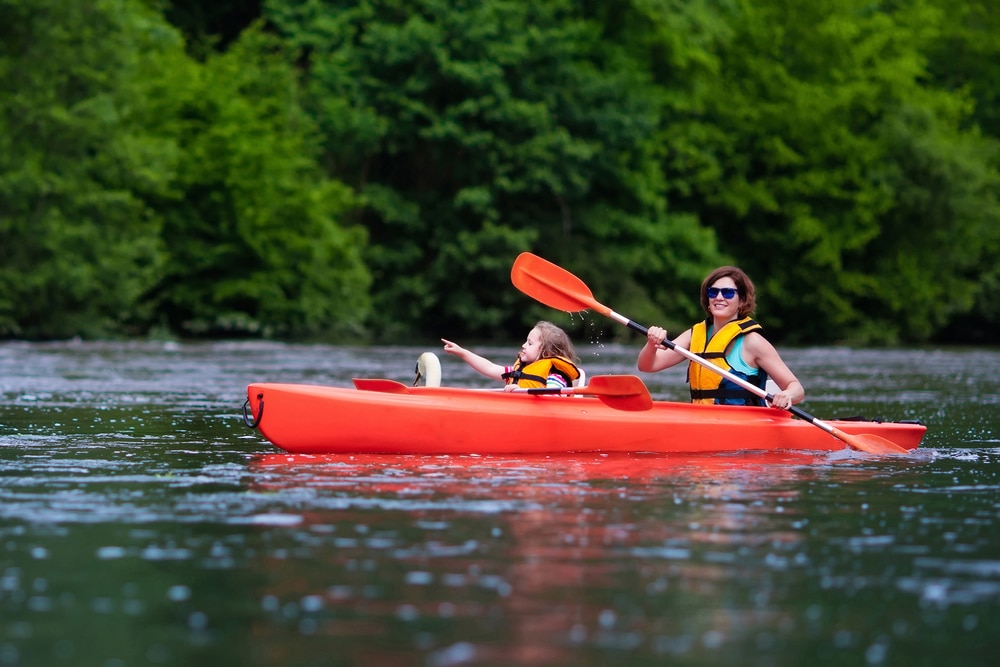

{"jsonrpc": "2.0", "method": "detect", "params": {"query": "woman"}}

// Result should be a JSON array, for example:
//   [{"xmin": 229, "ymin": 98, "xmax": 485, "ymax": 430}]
[
  {"xmin": 637, "ymin": 266, "xmax": 804, "ymax": 409},
  {"xmin": 442, "ymin": 321, "xmax": 581, "ymax": 391}
]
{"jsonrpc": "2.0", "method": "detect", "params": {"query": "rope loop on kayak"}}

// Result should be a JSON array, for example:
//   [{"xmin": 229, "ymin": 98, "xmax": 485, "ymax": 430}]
[{"xmin": 242, "ymin": 393, "xmax": 264, "ymax": 428}]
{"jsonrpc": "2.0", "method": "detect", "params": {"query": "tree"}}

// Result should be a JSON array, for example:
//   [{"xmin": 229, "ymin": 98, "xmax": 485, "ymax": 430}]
[
  {"xmin": 267, "ymin": 0, "xmax": 723, "ymax": 341},
  {"xmin": 0, "ymin": 1, "xmax": 371, "ymax": 340},
  {"xmin": 923, "ymin": 0, "xmax": 1000, "ymax": 343},
  {"xmin": 0, "ymin": 0, "xmax": 180, "ymax": 338},
  {"xmin": 658, "ymin": 0, "xmax": 999, "ymax": 343},
  {"xmin": 147, "ymin": 25, "xmax": 371, "ymax": 339}
]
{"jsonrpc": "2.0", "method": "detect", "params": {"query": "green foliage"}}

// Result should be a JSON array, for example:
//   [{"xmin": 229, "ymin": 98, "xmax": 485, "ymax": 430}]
[
  {"xmin": 0, "ymin": 1, "xmax": 370, "ymax": 340},
  {"xmin": 267, "ymin": 0, "xmax": 723, "ymax": 342},
  {"xmin": 147, "ymin": 25, "xmax": 371, "ymax": 339},
  {"xmin": 655, "ymin": 0, "xmax": 1000, "ymax": 343},
  {"xmin": 0, "ymin": 0, "xmax": 179, "ymax": 338},
  {"xmin": 157, "ymin": 0, "xmax": 263, "ymax": 56},
  {"xmin": 858, "ymin": 105, "xmax": 999, "ymax": 342},
  {"xmin": 2, "ymin": 0, "xmax": 998, "ymax": 345},
  {"xmin": 924, "ymin": 0, "xmax": 1000, "ymax": 342}
]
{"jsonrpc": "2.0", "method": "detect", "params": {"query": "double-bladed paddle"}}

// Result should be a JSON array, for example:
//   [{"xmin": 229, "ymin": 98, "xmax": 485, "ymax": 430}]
[
  {"xmin": 510, "ymin": 252, "xmax": 909, "ymax": 455},
  {"xmin": 354, "ymin": 374, "xmax": 653, "ymax": 411}
]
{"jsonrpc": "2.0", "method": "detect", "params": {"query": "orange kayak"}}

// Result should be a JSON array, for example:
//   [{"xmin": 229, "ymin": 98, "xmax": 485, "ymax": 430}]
[{"xmin": 243, "ymin": 380, "xmax": 925, "ymax": 455}]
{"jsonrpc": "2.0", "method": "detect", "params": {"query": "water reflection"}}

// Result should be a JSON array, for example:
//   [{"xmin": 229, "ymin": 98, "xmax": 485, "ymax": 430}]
[
  {"xmin": 234, "ymin": 449, "xmax": 998, "ymax": 665},
  {"xmin": 245, "ymin": 452, "xmax": 830, "ymax": 664}
]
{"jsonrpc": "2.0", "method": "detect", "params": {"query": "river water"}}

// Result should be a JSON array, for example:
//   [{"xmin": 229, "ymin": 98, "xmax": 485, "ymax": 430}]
[{"xmin": 1, "ymin": 340, "xmax": 998, "ymax": 666}]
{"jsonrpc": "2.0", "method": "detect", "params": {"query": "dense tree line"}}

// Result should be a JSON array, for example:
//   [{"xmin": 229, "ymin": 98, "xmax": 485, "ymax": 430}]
[{"xmin": 1, "ymin": 0, "xmax": 997, "ymax": 345}]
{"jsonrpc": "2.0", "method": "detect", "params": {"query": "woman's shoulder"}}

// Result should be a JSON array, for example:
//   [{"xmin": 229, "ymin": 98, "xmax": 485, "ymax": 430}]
[{"xmin": 741, "ymin": 329, "xmax": 778, "ymax": 356}]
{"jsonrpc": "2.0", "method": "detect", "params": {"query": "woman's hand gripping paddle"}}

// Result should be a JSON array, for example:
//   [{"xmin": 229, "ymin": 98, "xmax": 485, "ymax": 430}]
[{"xmin": 510, "ymin": 252, "xmax": 909, "ymax": 455}]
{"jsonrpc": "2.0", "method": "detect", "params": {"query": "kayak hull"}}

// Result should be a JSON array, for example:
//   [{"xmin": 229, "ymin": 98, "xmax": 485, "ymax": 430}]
[{"xmin": 244, "ymin": 382, "xmax": 925, "ymax": 455}]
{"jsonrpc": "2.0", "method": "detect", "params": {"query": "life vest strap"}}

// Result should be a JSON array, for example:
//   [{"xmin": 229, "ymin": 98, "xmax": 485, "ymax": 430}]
[
  {"xmin": 501, "ymin": 369, "xmax": 548, "ymax": 385},
  {"xmin": 690, "ymin": 388, "xmax": 753, "ymax": 400},
  {"xmin": 691, "ymin": 387, "xmax": 766, "ymax": 406}
]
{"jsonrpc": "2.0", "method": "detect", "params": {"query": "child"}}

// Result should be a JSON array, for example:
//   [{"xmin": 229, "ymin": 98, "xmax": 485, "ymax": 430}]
[{"xmin": 442, "ymin": 321, "xmax": 581, "ymax": 391}]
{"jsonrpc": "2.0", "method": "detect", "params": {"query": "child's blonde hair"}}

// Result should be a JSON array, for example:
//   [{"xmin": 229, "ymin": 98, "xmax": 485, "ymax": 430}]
[{"xmin": 532, "ymin": 321, "xmax": 578, "ymax": 363}]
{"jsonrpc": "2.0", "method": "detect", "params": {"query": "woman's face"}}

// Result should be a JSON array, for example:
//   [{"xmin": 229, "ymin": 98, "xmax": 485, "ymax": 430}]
[
  {"xmin": 520, "ymin": 327, "xmax": 543, "ymax": 363},
  {"xmin": 707, "ymin": 277, "xmax": 740, "ymax": 322}
]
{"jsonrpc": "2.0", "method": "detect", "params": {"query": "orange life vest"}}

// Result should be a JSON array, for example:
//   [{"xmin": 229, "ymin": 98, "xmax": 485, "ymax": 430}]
[
  {"xmin": 688, "ymin": 317, "xmax": 767, "ymax": 405},
  {"xmin": 502, "ymin": 356, "xmax": 581, "ymax": 389}
]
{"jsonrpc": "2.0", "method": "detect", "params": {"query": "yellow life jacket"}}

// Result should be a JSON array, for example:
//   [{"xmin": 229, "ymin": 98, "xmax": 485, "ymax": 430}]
[
  {"xmin": 688, "ymin": 317, "xmax": 767, "ymax": 405},
  {"xmin": 502, "ymin": 356, "xmax": 581, "ymax": 389}
]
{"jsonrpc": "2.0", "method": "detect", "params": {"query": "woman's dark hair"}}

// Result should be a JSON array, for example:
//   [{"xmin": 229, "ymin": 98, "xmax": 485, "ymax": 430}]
[{"xmin": 700, "ymin": 266, "xmax": 757, "ymax": 318}]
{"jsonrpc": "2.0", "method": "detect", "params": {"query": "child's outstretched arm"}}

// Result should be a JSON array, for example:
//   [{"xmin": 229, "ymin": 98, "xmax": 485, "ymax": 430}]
[{"xmin": 441, "ymin": 339, "xmax": 505, "ymax": 381}]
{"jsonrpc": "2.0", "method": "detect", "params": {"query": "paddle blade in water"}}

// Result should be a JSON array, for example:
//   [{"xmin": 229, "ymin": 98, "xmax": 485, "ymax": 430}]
[
  {"xmin": 831, "ymin": 427, "xmax": 909, "ymax": 455},
  {"xmin": 511, "ymin": 253, "xmax": 603, "ymax": 314}
]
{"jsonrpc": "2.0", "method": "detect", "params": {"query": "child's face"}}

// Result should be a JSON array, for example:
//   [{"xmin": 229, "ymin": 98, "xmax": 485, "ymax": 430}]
[{"xmin": 519, "ymin": 327, "xmax": 543, "ymax": 363}]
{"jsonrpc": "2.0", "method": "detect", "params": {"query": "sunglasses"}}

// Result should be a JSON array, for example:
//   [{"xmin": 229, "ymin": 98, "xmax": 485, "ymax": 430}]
[{"xmin": 706, "ymin": 287, "xmax": 739, "ymax": 299}]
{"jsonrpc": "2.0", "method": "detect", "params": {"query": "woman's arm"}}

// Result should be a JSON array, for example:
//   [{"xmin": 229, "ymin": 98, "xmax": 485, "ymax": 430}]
[
  {"xmin": 637, "ymin": 327, "xmax": 693, "ymax": 373},
  {"xmin": 743, "ymin": 333, "xmax": 805, "ymax": 409}
]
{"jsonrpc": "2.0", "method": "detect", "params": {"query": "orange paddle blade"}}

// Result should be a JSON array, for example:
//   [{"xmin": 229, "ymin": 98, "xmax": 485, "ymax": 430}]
[
  {"xmin": 582, "ymin": 375, "xmax": 649, "ymax": 398},
  {"xmin": 830, "ymin": 427, "xmax": 909, "ymax": 455},
  {"xmin": 511, "ymin": 252, "xmax": 609, "ymax": 316},
  {"xmin": 580, "ymin": 375, "xmax": 653, "ymax": 411}
]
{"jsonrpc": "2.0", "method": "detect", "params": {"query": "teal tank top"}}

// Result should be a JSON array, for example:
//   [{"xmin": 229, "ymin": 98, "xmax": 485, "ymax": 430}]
[
  {"xmin": 727, "ymin": 336, "xmax": 757, "ymax": 375},
  {"xmin": 705, "ymin": 325, "xmax": 757, "ymax": 375}
]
